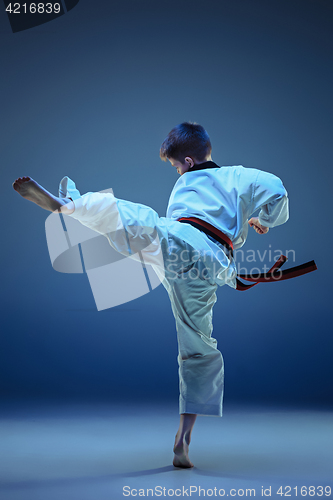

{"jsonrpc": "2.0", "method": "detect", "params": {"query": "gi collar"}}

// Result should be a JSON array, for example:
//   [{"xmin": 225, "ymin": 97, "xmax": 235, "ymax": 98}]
[{"xmin": 188, "ymin": 160, "xmax": 220, "ymax": 172}]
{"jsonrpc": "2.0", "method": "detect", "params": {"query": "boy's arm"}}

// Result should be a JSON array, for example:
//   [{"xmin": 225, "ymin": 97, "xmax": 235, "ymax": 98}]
[{"xmin": 248, "ymin": 170, "xmax": 289, "ymax": 234}]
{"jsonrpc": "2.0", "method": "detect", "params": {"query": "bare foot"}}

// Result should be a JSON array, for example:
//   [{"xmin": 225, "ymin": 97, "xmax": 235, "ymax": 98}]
[
  {"xmin": 13, "ymin": 176, "xmax": 69, "ymax": 212},
  {"xmin": 173, "ymin": 433, "xmax": 194, "ymax": 468}
]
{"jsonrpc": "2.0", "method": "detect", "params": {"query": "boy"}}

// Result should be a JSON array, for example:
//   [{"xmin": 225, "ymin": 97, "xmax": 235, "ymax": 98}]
[{"xmin": 12, "ymin": 122, "xmax": 289, "ymax": 468}]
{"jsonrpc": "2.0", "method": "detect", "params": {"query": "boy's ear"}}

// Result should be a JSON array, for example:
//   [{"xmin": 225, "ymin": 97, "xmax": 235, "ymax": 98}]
[{"xmin": 185, "ymin": 157, "xmax": 195, "ymax": 168}]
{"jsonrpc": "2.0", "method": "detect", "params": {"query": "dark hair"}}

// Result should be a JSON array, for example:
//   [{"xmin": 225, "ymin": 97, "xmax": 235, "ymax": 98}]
[{"xmin": 159, "ymin": 122, "xmax": 212, "ymax": 163}]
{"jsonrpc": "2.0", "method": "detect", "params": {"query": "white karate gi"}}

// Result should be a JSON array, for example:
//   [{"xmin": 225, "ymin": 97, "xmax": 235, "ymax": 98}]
[{"xmin": 63, "ymin": 162, "xmax": 288, "ymax": 416}]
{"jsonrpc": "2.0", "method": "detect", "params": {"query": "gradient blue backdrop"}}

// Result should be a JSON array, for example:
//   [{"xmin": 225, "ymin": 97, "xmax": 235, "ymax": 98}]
[{"xmin": 1, "ymin": 0, "xmax": 332, "ymax": 407}]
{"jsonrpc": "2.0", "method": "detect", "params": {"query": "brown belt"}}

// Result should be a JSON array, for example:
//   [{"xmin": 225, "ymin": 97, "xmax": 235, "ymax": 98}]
[
  {"xmin": 177, "ymin": 217, "xmax": 317, "ymax": 291},
  {"xmin": 178, "ymin": 217, "xmax": 234, "ymax": 255}
]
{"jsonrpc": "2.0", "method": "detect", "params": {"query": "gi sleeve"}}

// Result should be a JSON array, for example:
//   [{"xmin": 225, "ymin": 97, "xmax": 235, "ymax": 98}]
[{"xmin": 253, "ymin": 170, "xmax": 289, "ymax": 228}]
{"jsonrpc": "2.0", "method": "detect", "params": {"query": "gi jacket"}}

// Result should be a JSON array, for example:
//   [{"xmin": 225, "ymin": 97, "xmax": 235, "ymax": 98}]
[{"xmin": 166, "ymin": 161, "xmax": 289, "ymax": 250}]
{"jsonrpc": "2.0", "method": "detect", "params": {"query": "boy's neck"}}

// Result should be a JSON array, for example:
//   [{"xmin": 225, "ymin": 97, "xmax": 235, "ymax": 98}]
[
  {"xmin": 193, "ymin": 155, "xmax": 212, "ymax": 166},
  {"xmin": 189, "ymin": 160, "xmax": 220, "ymax": 172}
]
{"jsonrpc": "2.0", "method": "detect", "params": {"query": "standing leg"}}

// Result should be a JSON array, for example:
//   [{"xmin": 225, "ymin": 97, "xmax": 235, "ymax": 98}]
[
  {"xmin": 173, "ymin": 414, "xmax": 197, "ymax": 468},
  {"xmin": 166, "ymin": 258, "xmax": 224, "ymax": 468}
]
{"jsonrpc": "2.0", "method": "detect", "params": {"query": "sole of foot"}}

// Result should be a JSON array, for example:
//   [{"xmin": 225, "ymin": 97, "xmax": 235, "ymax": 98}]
[{"xmin": 12, "ymin": 176, "xmax": 59, "ymax": 212}]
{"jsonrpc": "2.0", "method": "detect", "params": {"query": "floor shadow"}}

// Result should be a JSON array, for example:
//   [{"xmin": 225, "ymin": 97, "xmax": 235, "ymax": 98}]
[{"xmin": 0, "ymin": 465, "xmax": 176, "ymax": 491}]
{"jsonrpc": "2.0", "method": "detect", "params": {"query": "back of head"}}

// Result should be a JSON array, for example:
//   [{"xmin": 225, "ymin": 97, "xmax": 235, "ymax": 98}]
[{"xmin": 160, "ymin": 122, "xmax": 212, "ymax": 163}]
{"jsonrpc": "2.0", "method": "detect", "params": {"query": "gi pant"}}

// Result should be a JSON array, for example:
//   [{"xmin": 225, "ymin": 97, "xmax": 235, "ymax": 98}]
[
  {"xmin": 66, "ymin": 189, "xmax": 233, "ymax": 417},
  {"xmin": 164, "ymin": 259, "xmax": 223, "ymax": 416}
]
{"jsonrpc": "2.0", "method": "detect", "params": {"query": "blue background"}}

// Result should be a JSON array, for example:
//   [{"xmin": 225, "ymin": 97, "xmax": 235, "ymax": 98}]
[{"xmin": 0, "ymin": 0, "xmax": 332, "ymax": 407}]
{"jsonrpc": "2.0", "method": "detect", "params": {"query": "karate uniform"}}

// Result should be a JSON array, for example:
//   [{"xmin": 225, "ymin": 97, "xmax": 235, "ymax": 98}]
[{"xmin": 62, "ymin": 161, "xmax": 289, "ymax": 416}]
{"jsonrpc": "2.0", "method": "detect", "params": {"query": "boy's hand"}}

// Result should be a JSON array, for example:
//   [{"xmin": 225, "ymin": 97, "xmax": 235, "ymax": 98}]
[{"xmin": 248, "ymin": 217, "xmax": 269, "ymax": 234}]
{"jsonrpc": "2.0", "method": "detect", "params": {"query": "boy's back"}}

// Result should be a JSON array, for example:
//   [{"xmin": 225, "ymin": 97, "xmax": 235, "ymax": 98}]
[{"xmin": 167, "ymin": 161, "xmax": 289, "ymax": 249}]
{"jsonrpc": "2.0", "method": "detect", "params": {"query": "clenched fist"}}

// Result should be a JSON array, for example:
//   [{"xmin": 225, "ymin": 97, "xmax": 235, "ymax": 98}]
[{"xmin": 248, "ymin": 217, "xmax": 269, "ymax": 234}]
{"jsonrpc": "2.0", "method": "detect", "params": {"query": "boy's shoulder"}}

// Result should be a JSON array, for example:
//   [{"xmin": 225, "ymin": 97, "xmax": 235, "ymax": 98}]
[
  {"xmin": 173, "ymin": 165, "xmax": 261, "ymax": 194},
  {"xmin": 186, "ymin": 164, "xmax": 259, "ymax": 181}
]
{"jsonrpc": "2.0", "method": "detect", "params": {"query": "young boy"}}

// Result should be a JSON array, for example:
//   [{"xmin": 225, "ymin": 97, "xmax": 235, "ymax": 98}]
[{"xmin": 12, "ymin": 122, "xmax": 289, "ymax": 468}]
